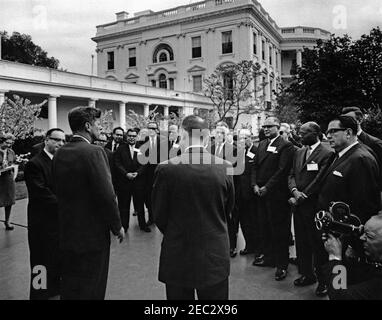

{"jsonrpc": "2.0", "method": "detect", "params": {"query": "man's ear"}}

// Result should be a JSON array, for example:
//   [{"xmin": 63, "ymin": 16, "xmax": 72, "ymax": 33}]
[{"xmin": 84, "ymin": 122, "xmax": 91, "ymax": 132}]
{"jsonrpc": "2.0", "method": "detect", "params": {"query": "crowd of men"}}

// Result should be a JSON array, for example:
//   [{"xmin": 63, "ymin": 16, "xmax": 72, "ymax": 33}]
[{"xmin": 23, "ymin": 105, "xmax": 382, "ymax": 300}]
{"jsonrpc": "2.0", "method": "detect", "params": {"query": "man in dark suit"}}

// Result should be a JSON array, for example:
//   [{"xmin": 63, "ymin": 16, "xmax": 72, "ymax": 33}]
[
  {"xmin": 317, "ymin": 115, "xmax": 380, "ymax": 224},
  {"xmin": 236, "ymin": 129, "xmax": 259, "ymax": 256},
  {"xmin": 251, "ymin": 117, "xmax": 295, "ymax": 281},
  {"xmin": 152, "ymin": 115, "xmax": 235, "ymax": 300},
  {"xmin": 288, "ymin": 122, "xmax": 334, "ymax": 296},
  {"xmin": 104, "ymin": 127, "xmax": 124, "ymax": 152},
  {"xmin": 25, "ymin": 128, "xmax": 66, "ymax": 300},
  {"xmin": 209, "ymin": 122, "xmax": 238, "ymax": 258},
  {"xmin": 323, "ymin": 215, "xmax": 382, "ymax": 300},
  {"xmin": 168, "ymin": 124, "xmax": 181, "ymax": 159},
  {"xmin": 114, "ymin": 128, "xmax": 150, "ymax": 232},
  {"xmin": 53, "ymin": 107, "xmax": 124, "ymax": 300}
]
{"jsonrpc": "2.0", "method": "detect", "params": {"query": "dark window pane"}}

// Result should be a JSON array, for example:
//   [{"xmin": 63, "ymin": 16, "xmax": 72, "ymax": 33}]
[
  {"xmin": 192, "ymin": 47, "xmax": 201, "ymax": 58},
  {"xmin": 107, "ymin": 52, "xmax": 114, "ymax": 70}
]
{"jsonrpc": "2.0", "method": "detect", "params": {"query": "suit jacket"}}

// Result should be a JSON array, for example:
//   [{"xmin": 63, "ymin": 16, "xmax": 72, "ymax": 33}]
[
  {"xmin": 24, "ymin": 150, "xmax": 58, "ymax": 237},
  {"xmin": 152, "ymin": 148, "xmax": 235, "ymax": 288},
  {"xmin": 141, "ymin": 135, "xmax": 167, "ymax": 182},
  {"xmin": 251, "ymin": 136, "xmax": 295, "ymax": 194},
  {"xmin": 288, "ymin": 143, "xmax": 334, "ymax": 198},
  {"xmin": 52, "ymin": 137, "xmax": 122, "ymax": 253},
  {"xmin": 358, "ymin": 130, "xmax": 382, "ymax": 167},
  {"xmin": 237, "ymin": 145, "xmax": 257, "ymax": 200},
  {"xmin": 168, "ymin": 136, "xmax": 182, "ymax": 159},
  {"xmin": 317, "ymin": 143, "xmax": 380, "ymax": 223},
  {"xmin": 114, "ymin": 143, "xmax": 145, "ymax": 189}
]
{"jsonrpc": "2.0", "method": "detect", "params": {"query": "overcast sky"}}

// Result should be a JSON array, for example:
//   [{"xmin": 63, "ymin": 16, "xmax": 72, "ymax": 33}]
[{"xmin": 1, "ymin": 0, "xmax": 381, "ymax": 74}]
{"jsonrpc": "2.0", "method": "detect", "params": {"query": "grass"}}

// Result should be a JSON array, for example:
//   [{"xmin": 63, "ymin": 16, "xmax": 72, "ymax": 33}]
[{"xmin": 15, "ymin": 180, "xmax": 28, "ymax": 201}]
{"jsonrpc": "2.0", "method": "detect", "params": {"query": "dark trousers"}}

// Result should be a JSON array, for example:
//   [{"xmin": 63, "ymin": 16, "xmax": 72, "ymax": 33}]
[
  {"xmin": 228, "ymin": 205, "xmax": 239, "ymax": 250},
  {"xmin": 258, "ymin": 192, "xmax": 291, "ymax": 269},
  {"xmin": 238, "ymin": 196, "xmax": 259, "ymax": 253},
  {"xmin": 28, "ymin": 230, "xmax": 60, "ymax": 300},
  {"xmin": 166, "ymin": 278, "xmax": 229, "ymax": 300},
  {"xmin": 117, "ymin": 182, "xmax": 146, "ymax": 230},
  {"xmin": 61, "ymin": 247, "xmax": 110, "ymax": 300},
  {"xmin": 145, "ymin": 175, "xmax": 154, "ymax": 223},
  {"xmin": 294, "ymin": 200, "xmax": 328, "ymax": 283}
]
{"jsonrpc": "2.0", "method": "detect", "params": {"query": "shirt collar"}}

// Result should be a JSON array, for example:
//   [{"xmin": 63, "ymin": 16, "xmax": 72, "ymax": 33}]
[
  {"xmin": 43, "ymin": 148, "xmax": 54, "ymax": 160},
  {"xmin": 73, "ymin": 135, "xmax": 91, "ymax": 144},
  {"xmin": 357, "ymin": 128, "xmax": 363, "ymax": 136},
  {"xmin": 338, "ymin": 141, "xmax": 359, "ymax": 158},
  {"xmin": 309, "ymin": 141, "xmax": 321, "ymax": 153},
  {"xmin": 269, "ymin": 135, "xmax": 279, "ymax": 145}
]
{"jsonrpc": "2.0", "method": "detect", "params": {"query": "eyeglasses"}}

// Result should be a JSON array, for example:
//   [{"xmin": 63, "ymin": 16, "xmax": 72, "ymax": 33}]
[
  {"xmin": 262, "ymin": 125, "xmax": 277, "ymax": 129},
  {"xmin": 49, "ymin": 137, "xmax": 66, "ymax": 143},
  {"xmin": 326, "ymin": 128, "xmax": 346, "ymax": 135},
  {"xmin": 127, "ymin": 135, "xmax": 137, "ymax": 138}
]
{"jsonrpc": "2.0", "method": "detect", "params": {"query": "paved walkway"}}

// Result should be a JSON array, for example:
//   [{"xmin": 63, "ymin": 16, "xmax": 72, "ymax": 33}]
[{"xmin": 0, "ymin": 199, "xmax": 325, "ymax": 300}]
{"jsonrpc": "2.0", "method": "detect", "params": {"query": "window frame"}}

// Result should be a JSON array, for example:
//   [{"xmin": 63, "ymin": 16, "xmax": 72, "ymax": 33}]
[
  {"xmin": 222, "ymin": 31, "xmax": 233, "ymax": 54},
  {"xmin": 128, "ymin": 48, "xmax": 136, "ymax": 67}
]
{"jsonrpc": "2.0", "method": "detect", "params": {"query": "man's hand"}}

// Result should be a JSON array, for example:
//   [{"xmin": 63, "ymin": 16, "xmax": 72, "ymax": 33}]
[
  {"xmin": 288, "ymin": 197, "xmax": 297, "ymax": 206},
  {"xmin": 323, "ymin": 233, "xmax": 343, "ymax": 260},
  {"xmin": 293, "ymin": 189, "xmax": 308, "ymax": 203},
  {"xmin": 115, "ymin": 227, "xmax": 125, "ymax": 243},
  {"xmin": 259, "ymin": 186, "xmax": 267, "ymax": 197},
  {"xmin": 253, "ymin": 185, "xmax": 260, "ymax": 195}
]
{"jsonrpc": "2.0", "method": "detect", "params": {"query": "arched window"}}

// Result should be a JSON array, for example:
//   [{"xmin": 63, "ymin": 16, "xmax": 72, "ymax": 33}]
[
  {"xmin": 159, "ymin": 52, "xmax": 168, "ymax": 62},
  {"xmin": 159, "ymin": 74, "xmax": 167, "ymax": 89},
  {"xmin": 153, "ymin": 43, "xmax": 174, "ymax": 63}
]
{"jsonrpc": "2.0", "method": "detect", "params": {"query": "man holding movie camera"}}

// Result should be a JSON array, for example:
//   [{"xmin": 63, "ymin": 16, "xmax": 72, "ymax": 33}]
[{"xmin": 323, "ymin": 214, "xmax": 382, "ymax": 300}]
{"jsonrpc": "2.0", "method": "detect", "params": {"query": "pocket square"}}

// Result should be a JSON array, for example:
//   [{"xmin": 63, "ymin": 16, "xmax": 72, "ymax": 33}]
[{"xmin": 333, "ymin": 170, "xmax": 343, "ymax": 177}]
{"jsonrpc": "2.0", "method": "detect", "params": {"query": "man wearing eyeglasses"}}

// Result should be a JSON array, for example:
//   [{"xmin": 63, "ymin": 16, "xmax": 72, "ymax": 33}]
[
  {"xmin": 317, "ymin": 115, "xmax": 380, "ymax": 224},
  {"xmin": 251, "ymin": 117, "xmax": 295, "ymax": 281},
  {"xmin": 114, "ymin": 128, "xmax": 150, "ymax": 232},
  {"xmin": 25, "ymin": 128, "xmax": 66, "ymax": 299}
]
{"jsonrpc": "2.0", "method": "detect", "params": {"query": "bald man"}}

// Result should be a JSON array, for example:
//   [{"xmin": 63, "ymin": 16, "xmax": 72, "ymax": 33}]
[
  {"xmin": 251, "ymin": 117, "xmax": 295, "ymax": 281},
  {"xmin": 288, "ymin": 122, "xmax": 334, "ymax": 296}
]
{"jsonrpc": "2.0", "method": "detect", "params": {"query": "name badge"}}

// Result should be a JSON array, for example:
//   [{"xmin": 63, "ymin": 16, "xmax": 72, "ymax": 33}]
[
  {"xmin": 172, "ymin": 144, "xmax": 180, "ymax": 149},
  {"xmin": 246, "ymin": 151, "xmax": 255, "ymax": 159},
  {"xmin": 307, "ymin": 163, "xmax": 319, "ymax": 171},
  {"xmin": 267, "ymin": 146, "xmax": 276, "ymax": 153},
  {"xmin": 333, "ymin": 170, "xmax": 343, "ymax": 177}
]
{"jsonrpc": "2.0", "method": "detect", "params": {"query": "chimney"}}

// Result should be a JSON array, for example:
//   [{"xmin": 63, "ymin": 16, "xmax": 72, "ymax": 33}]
[{"xmin": 116, "ymin": 11, "xmax": 129, "ymax": 21}]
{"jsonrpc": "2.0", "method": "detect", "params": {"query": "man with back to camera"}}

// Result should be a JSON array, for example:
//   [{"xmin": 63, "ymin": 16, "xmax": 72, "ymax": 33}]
[
  {"xmin": 53, "ymin": 106, "xmax": 124, "ymax": 300},
  {"xmin": 25, "ymin": 128, "xmax": 66, "ymax": 300},
  {"xmin": 324, "ymin": 214, "xmax": 382, "ymax": 300},
  {"xmin": 288, "ymin": 122, "xmax": 334, "ymax": 296},
  {"xmin": 152, "ymin": 115, "xmax": 235, "ymax": 300},
  {"xmin": 251, "ymin": 117, "xmax": 295, "ymax": 281}
]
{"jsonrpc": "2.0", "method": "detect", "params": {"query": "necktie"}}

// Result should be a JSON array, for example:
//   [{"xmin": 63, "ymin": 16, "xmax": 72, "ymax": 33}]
[
  {"xmin": 130, "ymin": 145, "xmax": 134, "ymax": 159},
  {"xmin": 306, "ymin": 146, "xmax": 312, "ymax": 161}
]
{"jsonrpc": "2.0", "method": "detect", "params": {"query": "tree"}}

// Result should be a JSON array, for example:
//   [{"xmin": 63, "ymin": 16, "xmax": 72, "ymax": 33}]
[
  {"xmin": 277, "ymin": 27, "xmax": 382, "ymax": 130},
  {"xmin": 0, "ymin": 95, "xmax": 46, "ymax": 139},
  {"xmin": 0, "ymin": 31, "xmax": 59, "ymax": 69},
  {"xmin": 203, "ymin": 60, "xmax": 266, "ymax": 129},
  {"xmin": 274, "ymin": 84, "xmax": 301, "ymax": 124}
]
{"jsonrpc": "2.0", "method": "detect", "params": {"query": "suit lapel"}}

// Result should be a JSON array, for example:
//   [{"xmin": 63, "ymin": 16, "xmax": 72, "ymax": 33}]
[
  {"xmin": 258, "ymin": 136, "xmax": 281, "ymax": 165},
  {"xmin": 301, "ymin": 143, "xmax": 323, "ymax": 169}
]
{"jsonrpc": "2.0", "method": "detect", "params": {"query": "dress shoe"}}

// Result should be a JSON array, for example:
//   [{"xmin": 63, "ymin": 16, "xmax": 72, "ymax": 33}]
[
  {"xmin": 147, "ymin": 220, "xmax": 154, "ymax": 226},
  {"xmin": 294, "ymin": 275, "xmax": 317, "ymax": 287},
  {"xmin": 230, "ymin": 248, "xmax": 237, "ymax": 258},
  {"xmin": 315, "ymin": 283, "xmax": 328, "ymax": 297},
  {"xmin": 140, "ymin": 226, "xmax": 151, "ymax": 233},
  {"xmin": 275, "ymin": 268, "xmax": 288, "ymax": 281},
  {"xmin": 4, "ymin": 222, "xmax": 14, "ymax": 231},
  {"xmin": 252, "ymin": 257, "xmax": 275, "ymax": 267},
  {"xmin": 239, "ymin": 248, "xmax": 254, "ymax": 256}
]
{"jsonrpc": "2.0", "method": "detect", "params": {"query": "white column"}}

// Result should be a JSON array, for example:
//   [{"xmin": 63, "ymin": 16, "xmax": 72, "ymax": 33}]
[
  {"xmin": 265, "ymin": 73, "xmax": 271, "ymax": 101},
  {"xmin": 143, "ymin": 104, "xmax": 150, "ymax": 118},
  {"xmin": 48, "ymin": 95, "xmax": 59, "ymax": 129},
  {"xmin": 257, "ymin": 34, "xmax": 262, "ymax": 59},
  {"xmin": 296, "ymin": 49, "xmax": 302, "ymax": 67},
  {"xmin": 265, "ymin": 40, "xmax": 270, "ymax": 67},
  {"xmin": 278, "ymin": 50, "xmax": 282, "ymax": 74},
  {"xmin": 0, "ymin": 91, "xmax": 7, "ymax": 106},
  {"xmin": 272, "ymin": 46, "xmax": 277, "ymax": 68},
  {"xmin": 88, "ymin": 99, "xmax": 97, "ymax": 108},
  {"xmin": 164, "ymin": 105, "xmax": 169, "ymax": 118},
  {"xmin": 119, "ymin": 101, "xmax": 126, "ymax": 130}
]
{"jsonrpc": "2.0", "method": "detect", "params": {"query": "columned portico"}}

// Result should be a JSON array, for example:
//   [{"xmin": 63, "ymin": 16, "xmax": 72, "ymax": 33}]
[
  {"xmin": 164, "ymin": 105, "xmax": 169, "ymax": 118},
  {"xmin": 296, "ymin": 49, "xmax": 303, "ymax": 67},
  {"xmin": 143, "ymin": 103, "xmax": 150, "ymax": 117},
  {"xmin": 48, "ymin": 95, "xmax": 59, "ymax": 129},
  {"xmin": 0, "ymin": 90, "xmax": 7, "ymax": 106},
  {"xmin": 119, "ymin": 101, "xmax": 127, "ymax": 130}
]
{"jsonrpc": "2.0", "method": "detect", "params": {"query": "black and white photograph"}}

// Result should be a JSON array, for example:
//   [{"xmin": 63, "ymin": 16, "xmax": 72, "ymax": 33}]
[{"xmin": 0, "ymin": 0, "xmax": 381, "ymax": 304}]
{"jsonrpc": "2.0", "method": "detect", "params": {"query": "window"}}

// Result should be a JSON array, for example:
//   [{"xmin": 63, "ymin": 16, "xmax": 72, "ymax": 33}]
[
  {"xmin": 153, "ymin": 44, "xmax": 174, "ymax": 63},
  {"xmin": 269, "ymin": 46, "xmax": 272, "ymax": 65},
  {"xmin": 222, "ymin": 31, "xmax": 233, "ymax": 54},
  {"xmin": 261, "ymin": 40, "xmax": 265, "ymax": 60},
  {"xmin": 223, "ymin": 73, "xmax": 233, "ymax": 100},
  {"xmin": 253, "ymin": 33, "xmax": 257, "ymax": 55},
  {"xmin": 169, "ymin": 78, "xmax": 174, "ymax": 90},
  {"xmin": 193, "ymin": 75, "xmax": 202, "ymax": 92},
  {"xmin": 129, "ymin": 48, "xmax": 136, "ymax": 67},
  {"xmin": 107, "ymin": 51, "xmax": 114, "ymax": 70},
  {"xmin": 159, "ymin": 74, "xmax": 167, "ymax": 89},
  {"xmin": 151, "ymin": 80, "xmax": 156, "ymax": 87},
  {"xmin": 159, "ymin": 52, "xmax": 168, "ymax": 62},
  {"xmin": 192, "ymin": 36, "xmax": 202, "ymax": 58}
]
